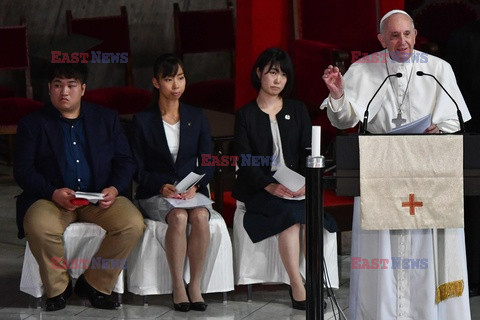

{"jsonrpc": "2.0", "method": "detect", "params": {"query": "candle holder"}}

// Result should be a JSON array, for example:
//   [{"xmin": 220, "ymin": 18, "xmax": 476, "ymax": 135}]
[{"xmin": 306, "ymin": 154, "xmax": 325, "ymax": 320}]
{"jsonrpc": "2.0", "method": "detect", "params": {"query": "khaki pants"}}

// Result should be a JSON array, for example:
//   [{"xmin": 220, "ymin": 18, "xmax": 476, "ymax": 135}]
[{"xmin": 23, "ymin": 196, "xmax": 145, "ymax": 298}]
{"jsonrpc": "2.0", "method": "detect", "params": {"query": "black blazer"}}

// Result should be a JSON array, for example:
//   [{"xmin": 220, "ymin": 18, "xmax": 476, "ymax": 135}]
[
  {"xmin": 13, "ymin": 102, "xmax": 136, "ymax": 239},
  {"xmin": 131, "ymin": 103, "xmax": 214, "ymax": 199},
  {"xmin": 233, "ymin": 99, "xmax": 312, "ymax": 202}
]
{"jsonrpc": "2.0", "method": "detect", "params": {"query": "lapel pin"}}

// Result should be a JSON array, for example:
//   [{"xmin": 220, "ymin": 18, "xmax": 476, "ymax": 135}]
[
  {"xmin": 188, "ymin": 122, "xmax": 191, "ymax": 126},
  {"xmin": 285, "ymin": 115, "xmax": 290, "ymax": 120}
]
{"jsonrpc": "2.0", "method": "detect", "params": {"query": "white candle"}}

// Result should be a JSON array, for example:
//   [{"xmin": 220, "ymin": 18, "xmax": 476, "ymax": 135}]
[{"xmin": 312, "ymin": 126, "xmax": 321, "ymax": 157}]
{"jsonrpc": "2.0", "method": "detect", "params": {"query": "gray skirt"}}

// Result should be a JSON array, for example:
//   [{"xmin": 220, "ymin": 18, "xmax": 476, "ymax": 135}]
[{"xmin": 138, "ymin": 195, "xmax": 213, "ymax": 223}]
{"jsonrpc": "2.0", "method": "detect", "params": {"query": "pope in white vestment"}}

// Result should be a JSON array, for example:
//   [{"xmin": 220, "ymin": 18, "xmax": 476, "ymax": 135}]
[{"xmin": 321, "ymin": 10, "xmax": 472, "ymax": 320}]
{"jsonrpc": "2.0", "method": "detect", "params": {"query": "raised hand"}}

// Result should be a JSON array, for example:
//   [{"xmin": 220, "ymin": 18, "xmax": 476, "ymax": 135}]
[{"xmin": 322, "ymin": 65, "xmax": 344, "ymax": 99}]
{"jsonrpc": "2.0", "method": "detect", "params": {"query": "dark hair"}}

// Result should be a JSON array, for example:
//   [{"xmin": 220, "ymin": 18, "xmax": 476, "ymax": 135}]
[
  {"xmin": 250, "ymin": 48, "xmax": 294, "ymax": 97},
  {"xmin": 153, "ymin": 53, "xmax": 185, "ymax": 79},
  {"xmin": 48, "ymin": 63, "xmax": 88, "ymax": 84},
  {"xmin": 152, "ymin": 53, "xmax": 185, "ymax": 102}
]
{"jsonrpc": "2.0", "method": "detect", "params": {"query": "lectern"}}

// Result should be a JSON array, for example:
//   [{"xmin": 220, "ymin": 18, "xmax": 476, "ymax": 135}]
[
  {"xmin": 306, "ymin": 133, "xmax": 480, "ymax": 319},
  {"xmin": 335, "ymin": 133, "xmax": 480, "ymax": 197}
]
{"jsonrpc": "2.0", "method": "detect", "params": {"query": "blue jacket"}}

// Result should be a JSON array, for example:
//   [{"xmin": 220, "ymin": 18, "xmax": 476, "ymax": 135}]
[
  {"xmin": 13, "ymin": 102, "xmax": 136, "ymax": 239},
  {"xmin": 131, "ymin": 103, "xmax": 214, "ymax": 200}
]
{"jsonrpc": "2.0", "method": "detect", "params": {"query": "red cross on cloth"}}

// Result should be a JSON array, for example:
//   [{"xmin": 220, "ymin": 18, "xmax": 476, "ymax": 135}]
[{"xmin": 402, "ymin": 193, "xmax": 423, "ymax": 215}]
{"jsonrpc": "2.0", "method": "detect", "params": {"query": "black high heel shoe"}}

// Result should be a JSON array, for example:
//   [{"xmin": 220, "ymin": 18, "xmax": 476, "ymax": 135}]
[
  {"xmin": 289, "ymin": 287, "xmax": 306, "ymax": 310},
  {"xmin": 172, "ymin": 291, "xmax": 190, "ymax": 312},
  {"xmin": 186, "ymin": 284, "xmax": 208, "ymax": 311}
]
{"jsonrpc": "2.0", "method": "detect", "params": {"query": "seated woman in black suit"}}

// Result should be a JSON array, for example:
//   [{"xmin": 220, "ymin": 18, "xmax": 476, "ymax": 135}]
[
  {"xmin": 233, "ymin": 48, "xmax": 311, "ymax": 310},
  {"xmin": 131, "ymin": 54, "xmax": 214, "ymax": 312}
]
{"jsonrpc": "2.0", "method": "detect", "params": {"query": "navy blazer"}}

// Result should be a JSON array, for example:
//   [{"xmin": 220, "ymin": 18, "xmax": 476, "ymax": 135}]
[
  {"xmin": 13, "ymin": 102, "xmax": 136, "ymax": 239},
  {"xmin": 131, "ymin": 103, "xmax": 214, "ymax": 200},
  {"xmin": 233, "ymin": 99, "xmax": 312, "ymax": 202}
]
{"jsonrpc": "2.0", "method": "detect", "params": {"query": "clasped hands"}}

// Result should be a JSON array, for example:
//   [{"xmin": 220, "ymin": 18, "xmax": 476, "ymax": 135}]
[
  {"xmin": 160, "ymin": 184, "xmax": 198, "ymax": 200},
  {"xmin": 265, "ymin": 183, "xmax": 305, "ymax": 199},
  {"xmin": 52, "ymin": 186, "xmax": 118, "ymax": 211}
]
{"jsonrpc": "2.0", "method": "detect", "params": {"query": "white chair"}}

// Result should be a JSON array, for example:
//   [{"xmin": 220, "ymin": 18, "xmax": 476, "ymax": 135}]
[
  {"xmin": 126, "ymin": 209, "xmax": 234, "ymax": 304},
  {"xmin": 20, "ymin": 222, "xmax": 124, "ymax": 307},
  {"xmin": 233, "ymin": 201, "xmax": 339, "ymax": 301}
]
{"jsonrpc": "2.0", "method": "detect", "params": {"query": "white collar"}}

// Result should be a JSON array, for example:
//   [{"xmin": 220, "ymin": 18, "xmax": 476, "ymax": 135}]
[{"xmin": 386, "ymin": 50, "xmax": 416, "ymax": 74}]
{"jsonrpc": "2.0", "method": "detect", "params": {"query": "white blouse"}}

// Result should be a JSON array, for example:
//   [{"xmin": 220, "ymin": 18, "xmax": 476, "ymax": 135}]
[
  {"xmin": 163, "ymin": 120, "xmax": 180, "ymax": 162},
  {"xmin": 270, "ymin": 120, "xmax": 286, "ymax": 171}
]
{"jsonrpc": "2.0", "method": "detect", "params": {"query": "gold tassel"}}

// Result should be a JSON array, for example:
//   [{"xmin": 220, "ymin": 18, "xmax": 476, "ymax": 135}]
[{"xmin": 435, "ymin": 280, "xmax": 464, "ymax": 304}]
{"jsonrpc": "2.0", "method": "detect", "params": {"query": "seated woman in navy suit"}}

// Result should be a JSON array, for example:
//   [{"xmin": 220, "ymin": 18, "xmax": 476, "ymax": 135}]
[
  {"xmin": 233, "ymin": 48, "xmax": 312, "ymax": 310},
  {"xmin": 131, "ymin": 54, "xmax": 214, "ymax": 312}
]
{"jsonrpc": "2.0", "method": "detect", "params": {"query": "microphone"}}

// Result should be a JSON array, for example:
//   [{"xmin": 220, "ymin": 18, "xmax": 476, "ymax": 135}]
[
  {"xmin": 416, "ymin": 71, "xmax": 465, "ymax": 133},
  {"xmin": 361, "ymin": 72, "xmax": 402, "ymax": 134}
]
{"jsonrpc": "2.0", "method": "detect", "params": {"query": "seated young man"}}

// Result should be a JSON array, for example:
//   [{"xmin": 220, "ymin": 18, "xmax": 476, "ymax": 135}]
[{"xmin": 14, "ymin": 62, "xmax": 145, "ymax": 311}]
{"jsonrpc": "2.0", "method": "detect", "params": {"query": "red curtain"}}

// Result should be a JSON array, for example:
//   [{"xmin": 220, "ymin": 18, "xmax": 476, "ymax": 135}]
[
  {"xmin": 380, "ymin": 0, "xmax": 404, "ymax": 16},
  {"xmin": 234, "ymin": 0, "xmax": 291, "ymax": 109}
]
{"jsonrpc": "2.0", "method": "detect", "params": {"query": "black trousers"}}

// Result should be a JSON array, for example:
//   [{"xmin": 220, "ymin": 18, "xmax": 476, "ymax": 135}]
[{"xmin": 465, "ymin": 196, "xmax": 480, "ymax": 286}]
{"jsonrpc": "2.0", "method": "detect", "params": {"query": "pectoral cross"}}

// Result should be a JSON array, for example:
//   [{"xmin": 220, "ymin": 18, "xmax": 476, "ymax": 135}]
[{"xmin": 392, "ymin": 112, "xmax": 406, "ymax": 128}]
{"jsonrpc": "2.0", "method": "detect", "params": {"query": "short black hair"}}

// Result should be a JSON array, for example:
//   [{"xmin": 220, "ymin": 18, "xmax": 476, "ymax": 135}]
[
  {"xmin": 250, "ymin": 48, "xmax": 294, "ymax": 97},
  {"xmin": 152, "ymin": 53, "xmax": 185, "ymax": 102},
  {"xmin": 48, "ymin": 63, "xmax": 88, "ymax": 84},
  {"xmin": 153, "ymin": 53, "xmax": 185, "ymax": 79}
]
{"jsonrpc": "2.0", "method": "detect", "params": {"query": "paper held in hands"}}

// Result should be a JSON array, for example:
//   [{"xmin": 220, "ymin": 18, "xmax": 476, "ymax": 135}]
[
  {"xmin": 273, "ymin": 166, "xmax": 305, "ymax": 200},
  {"xmin": 389, "ymin": 114, "xmax": 431, "ymax": 134},
  {"xmin": 74, "ymin": 191, "xmax": 104, "ymax": 204},
  {"xmin": 174, "ymin": 172, "xmax": 206, "ymax": 193},
  {"xmin": 164, "ymin": 193, "xmax": 214, "ymax": 209}
]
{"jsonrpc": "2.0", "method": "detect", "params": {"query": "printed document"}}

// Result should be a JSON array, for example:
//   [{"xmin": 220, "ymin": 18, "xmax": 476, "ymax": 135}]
[{"xmin": 273, "ymin": 166, "xmax": 305, "ymax": 200}]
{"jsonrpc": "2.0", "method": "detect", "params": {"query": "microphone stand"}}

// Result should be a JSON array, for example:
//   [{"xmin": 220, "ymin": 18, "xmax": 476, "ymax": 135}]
[
  {"xmin": 306, "ymin": 154, "xmax": 325, "ymax": 320},
  {"xmin": 361, "ymin": 73, "xmax": 402, "ymax": 134},
  {"xmin": 416, "ymin": 71, "xmax": 465, "ymax": 133}
]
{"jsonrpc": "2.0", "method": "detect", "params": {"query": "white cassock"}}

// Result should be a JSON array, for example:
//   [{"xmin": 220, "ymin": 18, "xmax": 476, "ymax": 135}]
[{"xmin": 320, "ymin": 50, "xmax": 472, "ymax": 320}]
